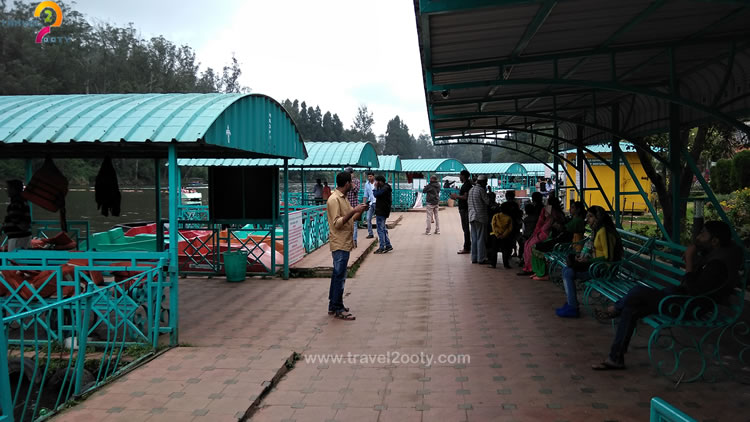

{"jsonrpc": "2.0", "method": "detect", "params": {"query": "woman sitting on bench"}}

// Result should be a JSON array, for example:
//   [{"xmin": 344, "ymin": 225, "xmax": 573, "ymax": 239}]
[{"xmin": 556, "ymin": 206, "xmax": 623, "ymax": 318}]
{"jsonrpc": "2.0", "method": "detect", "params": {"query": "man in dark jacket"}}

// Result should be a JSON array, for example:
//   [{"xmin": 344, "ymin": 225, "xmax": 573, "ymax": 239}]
[
  {"xmin": 593, "ymin": 221, "xmax": 743, "ymax": 370},
  {"xmin": 423, "ymin": 175, "xmax": 441, "ymax": 235},
  {"xmin": 2, "ymin": 180, "xmax": 32, "ymax": 251},
  {"xmin": 450, "ymin": 170, "xmax": 472, "ymax": 254},
  {"xmin": 372, "ymin": 175, "xmax": 393, "ymax": 254}
]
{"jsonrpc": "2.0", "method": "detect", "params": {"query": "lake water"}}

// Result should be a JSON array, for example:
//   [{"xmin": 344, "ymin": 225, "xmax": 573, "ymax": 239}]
[{"xmin": 0, "ymin": 181, "xmax": 416, "ymax": 235}]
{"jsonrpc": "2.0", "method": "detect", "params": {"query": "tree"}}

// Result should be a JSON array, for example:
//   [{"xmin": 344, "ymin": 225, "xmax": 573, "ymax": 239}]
[
  {"xmin": 383, "ymin": 116, "xmax": 415, "ymax": 157},
  {"xmin": 711, "ymin": 159, "xmax": 733, "ymax": 194},
  {"xmin": 632, "ymin": 124, "xmax": 739, "ymax": 240},
  {"xmin": 731, "ymin": 150, "xmax": 750, "ymax": 190},
  {"xmin": 349, "ymin": 105, "xmax": 377, "ymax": 147}
]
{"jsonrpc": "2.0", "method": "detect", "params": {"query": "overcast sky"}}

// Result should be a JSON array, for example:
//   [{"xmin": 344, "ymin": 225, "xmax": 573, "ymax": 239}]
[{"xmin": 69, "ymin": 0, "xmax": 430, "ymax": 137}]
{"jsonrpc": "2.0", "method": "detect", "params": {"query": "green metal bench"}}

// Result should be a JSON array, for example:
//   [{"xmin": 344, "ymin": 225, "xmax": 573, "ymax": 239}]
[
  {"xmin": 650, "ymin": 397, "xmax": 696, "ymax": 422},
  {"xmin": 582, "ymin": 229, "xmax": 749, "ymax": 383}
]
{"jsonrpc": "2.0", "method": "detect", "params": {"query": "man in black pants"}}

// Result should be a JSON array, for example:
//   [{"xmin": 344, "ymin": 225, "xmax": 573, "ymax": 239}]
[
  {"xmin": 450, "ymin": 170, "xmax": 472, "ymax": 254},
  {"xmin": 593, "ymin": 221, "xmax": 742, "ymax": 370}
]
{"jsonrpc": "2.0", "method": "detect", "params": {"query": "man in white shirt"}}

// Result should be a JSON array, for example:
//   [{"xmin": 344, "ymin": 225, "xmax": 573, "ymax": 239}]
[{"xmin": 364, "ymin": 171, "xmax": 377, "ymax": 239}]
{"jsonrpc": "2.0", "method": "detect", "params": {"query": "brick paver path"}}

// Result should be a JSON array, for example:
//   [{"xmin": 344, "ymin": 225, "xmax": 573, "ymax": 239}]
[{"xmin": 54, "ymin": 208, "xmax": 748, "ymax": 421}]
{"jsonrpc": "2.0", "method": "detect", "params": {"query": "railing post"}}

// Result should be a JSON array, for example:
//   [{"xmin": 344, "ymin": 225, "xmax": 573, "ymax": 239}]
[
  {"xmin": 283, "ymin": 159, "xmax": 290, "ymax": 280},
  {"xmin": 155, "ymin": 158, "xmax": 164, "ymax": 252},
  {"xmin": 0, "ymin": 320, "xmax": 14, "ymax": 421},
  {"xmin": 167, "ymin": 144, "xmax": 179, "ymax": 345},
  {"xmin": 74, "ymin": 286, "xmax": 93, "ymax": 396}
]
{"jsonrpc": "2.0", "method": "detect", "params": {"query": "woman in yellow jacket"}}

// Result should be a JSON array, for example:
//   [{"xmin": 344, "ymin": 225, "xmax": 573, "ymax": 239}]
[
  {"xmin": 556, "ymin": 206, "xmax": 623, "ymax": 318},
  {"xmin": 488, "ymin": 202, "xmax": 516, "ymax": 269}
]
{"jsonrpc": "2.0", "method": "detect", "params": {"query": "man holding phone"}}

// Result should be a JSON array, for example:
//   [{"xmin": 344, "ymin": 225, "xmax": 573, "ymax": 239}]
[{"xmin": 326, "ymin": 171, "xmax": 368, "ymax": 320}]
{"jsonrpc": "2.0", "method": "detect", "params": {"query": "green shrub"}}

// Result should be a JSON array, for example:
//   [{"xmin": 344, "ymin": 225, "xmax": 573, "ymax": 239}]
[
  {"xmin": 710, "ymin": 159, "xmax": 733, "ymax": 194},
  {"xmin": 731, "ymin": 150, "xmax": 750, "ymax": 190}
]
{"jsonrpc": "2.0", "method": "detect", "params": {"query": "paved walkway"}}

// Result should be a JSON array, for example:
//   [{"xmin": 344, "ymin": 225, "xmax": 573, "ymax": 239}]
[{"xmin": 54, "ymin": 208, "xmax": 747, "ymax": 421}]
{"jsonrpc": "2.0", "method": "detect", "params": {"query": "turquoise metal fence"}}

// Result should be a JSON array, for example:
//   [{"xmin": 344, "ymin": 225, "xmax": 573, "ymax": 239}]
[
  {"xmin": 178, "ymin": 205, "xmax": 209, "ymax": 226},
  {"xmin": 0, "ymin": 252, "xmax": 169, "ymax": 421},
  {"xmin": 649, "ymin": 397, "xmax": 696, "ymax": 422},
  {"xmin": 393, "ymin": 189, "xmax": 416, "ymax": 211},
  {"xmin": 299, "ymin": 206, "xmax": 329, "ymax": 253}
]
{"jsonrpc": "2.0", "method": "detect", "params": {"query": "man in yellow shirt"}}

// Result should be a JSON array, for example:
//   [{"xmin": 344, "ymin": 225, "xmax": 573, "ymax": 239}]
[{"xmin": 327, "ymin": 171, "xmax": 368, "ymax": 320}]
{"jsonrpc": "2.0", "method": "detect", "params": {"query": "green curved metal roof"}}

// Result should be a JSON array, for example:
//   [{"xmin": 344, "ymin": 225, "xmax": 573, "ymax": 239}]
[
  {"xmin": 464, "ymin": 162, "xmax": 526, "ymax": 175},
  {"xmin": 0, "ymin": 93, "xmax": 306, "ymax": 159},
  {"xmin": 375, "ymin": 155, "xmax": 402, "ymax": 172},
  {"xmin": 177, "ymin": 141, "xmax": 378, "ymax": 169},
  {"xmin": 401, "ymin": 158, "xmax": 466, "ymax": 173},
  {"xmin": 521, "ymin": 163, "xmax": 553, "ymax": 176}
]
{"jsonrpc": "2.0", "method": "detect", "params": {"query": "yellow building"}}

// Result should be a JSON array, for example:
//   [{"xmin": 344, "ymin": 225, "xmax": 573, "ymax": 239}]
[{"xmin": 563, "ymin": 143, "xmax": 653, "ymax": 213}]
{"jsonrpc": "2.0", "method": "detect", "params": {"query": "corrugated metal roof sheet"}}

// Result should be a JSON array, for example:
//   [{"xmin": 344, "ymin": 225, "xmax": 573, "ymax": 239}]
[
  {"xmin": 375, "ymin": 155, "xmax": 402, "ymax": 172},
  {"xmin": 416, "ymin": 1, "xmax": 750, "ymax": 146},
  {"xmin": 0, "ymin": 93, "xmax": 307, "ymax": 159},
  {"xmin": 522, "ymin": 163, "xmax": 554, "ymax": 175},
  {"xmin": 177, "ymin": 141, "xmax": 378, "ymax": 168},
  {"xmin": 401, "ymin": 158, "xmax": 467, "ymax": 173},
  {"xmin": 464, "ymin": 162, "xmax": 526, "ymax": 175}
]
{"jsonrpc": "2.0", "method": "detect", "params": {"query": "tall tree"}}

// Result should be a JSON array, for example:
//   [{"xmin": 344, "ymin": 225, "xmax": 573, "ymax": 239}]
[{"xmin": 384, "ymin": 116, "xmax": 415, "ymax": 157}]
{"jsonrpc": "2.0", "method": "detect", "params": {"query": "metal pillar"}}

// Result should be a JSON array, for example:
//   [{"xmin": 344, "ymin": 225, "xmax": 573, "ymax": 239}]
[
  {"xmin": 576, "ymin": 125, "xmax": 585, "ymax": 205},
  {"xmin": 301, "ymin": 168, "xmax": 306, "ymax": 205},
  {"xmin": 612, "ymin": 142, "xmax": 621, "ymax": 227},
  {"xmin": 25, "ymin": 159, "xmax": 33, "ymax": 221},
  {"xmin": 669, "ymin": 48, "xmax": 682, "ymax": 239},
  {"xmin": 155, "ymin": 159, "xmax": 163, "ymax": 252},
  {"xmin": 283, "ymin": 159, "xmax": 290, "ymax": 280},
  {"xmin": 167, "ymin": 144, "xmax": 180, "ymax": 345}
]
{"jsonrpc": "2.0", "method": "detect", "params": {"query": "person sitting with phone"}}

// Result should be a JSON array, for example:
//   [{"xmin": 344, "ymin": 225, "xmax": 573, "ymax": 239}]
[{"xmin": 555, "ymin": 206, "xmax": 623, "ymax": 318}]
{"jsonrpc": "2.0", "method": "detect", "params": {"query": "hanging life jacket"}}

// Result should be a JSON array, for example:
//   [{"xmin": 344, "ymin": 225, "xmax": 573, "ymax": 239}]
[{"xmin": 22, "ymin": 157, "xmax": 69, "ymax": 231}]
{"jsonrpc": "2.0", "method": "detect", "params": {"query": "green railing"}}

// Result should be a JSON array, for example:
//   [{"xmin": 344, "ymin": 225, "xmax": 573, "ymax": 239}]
[
  {"xmin": 0, "ymin": 252, "xmax": 170, "ymax": 422},
  {"xmin": 299, "ymin": 206, "xmax": 329, "ymax": 253},
  {"xmin": 1, "ymin": 221, "xmax": 90, "ymax": 252},
  {"xmin": 178, "ymin": 205, "xmax": 209, "ymax": 225},
  {"xmin": 393, "ymin": 189, "xmax": 416, "ymax": 211}
]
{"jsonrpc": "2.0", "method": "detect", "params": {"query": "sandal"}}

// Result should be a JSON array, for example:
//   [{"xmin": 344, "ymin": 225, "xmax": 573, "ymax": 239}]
[
  {"xmin": 591, "ymin": 359, "xmax": 625, "ymax": 370},
  {"xmin": 328, "ymin": 307, "xmax": 349, "ymax": 315},
  {"xmin": 333, "ymin": 311, "xmax": 356, "ymax": 321}
]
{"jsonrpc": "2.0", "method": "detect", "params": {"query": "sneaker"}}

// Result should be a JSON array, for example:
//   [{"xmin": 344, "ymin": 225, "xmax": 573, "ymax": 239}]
[
  {"xmin": 373, "ymin": 249, "xmax": 385, "ymax": 254},
  {"xmin": 555, "ymin": 304, "xmax": 580, "ymax": 318},
  {"xmin": 555, "ymin": 303, "xmax": 571, "ymax": 312},
  {"xmin": 366, "ymin": 234, "xmax": 374, "ymax": 239},
  {"xmin": 384, "ymin": 245, "xmax": 393, "ymax": 252},
  {"xmin": 424, "ymin": 232, "xmax": 431, "ymax": 235},
  {"xmin": 457, "ymin": 249, "xmax": 470, "ymax": 254},
  {"xmin": 434, "ymin": 231, "xmax": 440, "ymax": 235}
]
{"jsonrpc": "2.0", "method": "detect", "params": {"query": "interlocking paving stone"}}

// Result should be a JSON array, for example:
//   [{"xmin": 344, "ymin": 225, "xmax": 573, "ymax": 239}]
[
  {"xmin": 106, "ymin": 407, "xmax": 124, "ymax": 413},
  {"xmin": 502, "ymin": 403, "xmax": 517, "ymax": 410},
  {"xmin": 192, "ymin": 409, "xmax": 209, "ymax": 416}
]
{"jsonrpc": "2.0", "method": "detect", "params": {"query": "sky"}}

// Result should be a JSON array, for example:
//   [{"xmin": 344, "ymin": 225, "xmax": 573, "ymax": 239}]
[{"xmin": 69, "ymin": 0, "xmax": 431, "ymax": 137}]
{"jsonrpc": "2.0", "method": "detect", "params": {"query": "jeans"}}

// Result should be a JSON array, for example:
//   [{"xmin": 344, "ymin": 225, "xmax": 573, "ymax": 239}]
[
  {"xmin": 562, "ymin": 267, "xmax": 590, "ymax": 307},
  {"xmin": 608, "ymin": 285, "xmax": 676, "ymax": 363},
  {"xmin": 459, "ymin": 208, "xmax": 471, "ymax": 251},
  {"xmin": 376, "ymin": 216, "xmax": 391, "ymax": 250},
  {"xmin": 353, "ymin": 217, "xmax": 358, "ymax": 243},
  {"xmin": 329, "ymin": 250, "xmax": 351, "ymax": 313},
  {"xmin": 367, "ymin": 203, "xmax": 376, "ymax": 236},
  {"xmin": 469, "ymin": 221, "xmax": 486, "ymax": 262}
]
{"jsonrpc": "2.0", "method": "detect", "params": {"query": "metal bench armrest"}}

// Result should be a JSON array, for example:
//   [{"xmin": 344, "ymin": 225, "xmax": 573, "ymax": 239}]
[{"xmin": 657, "ymin": 294, "xmax": 721, "ymax": 323}]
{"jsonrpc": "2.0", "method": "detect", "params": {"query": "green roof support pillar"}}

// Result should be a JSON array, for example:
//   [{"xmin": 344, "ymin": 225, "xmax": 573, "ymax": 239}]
[
  {"xmin": 553, "ymin": 123, "xmax": 560, "ymax": 203},
  {"xmin": 576, "ymin": 125, "xmax": 585, "ymax": 206},
  {"xmin": 612, "ymin": 104, "xmax": 621, "ymax": 227},
  {"xmin": 25, "ymin": 159, "xmax": 34, "ymax": 221},
  {"xmin": 283, "ymin": 159, "xmax": 289, "ymax": 280},
  {"xmin": 301, "ymin": 168, "xmax": 306, "ymax": 205},
  {"xmin": 669, "ymin": 48, "xmax": 682, "ymax": 239},
  {"xmin": 155, "ymin": 158, "xmax": 163, "ymax": 252},
  {"xmin": 167, "ymin": 143, "xmax": 179, "ymax": 346}
]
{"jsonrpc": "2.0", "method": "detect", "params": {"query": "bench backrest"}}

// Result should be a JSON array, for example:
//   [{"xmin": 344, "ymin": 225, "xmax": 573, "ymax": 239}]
[{"xmin": 617, "ymin": 229, "xmax": 685, "ymax": 290}]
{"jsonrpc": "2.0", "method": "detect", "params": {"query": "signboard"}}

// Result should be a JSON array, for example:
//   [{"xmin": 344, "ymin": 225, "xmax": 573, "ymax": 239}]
[{"xmin": 288, "ymin": 211, "xmax": 305, "ymax": 265}]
